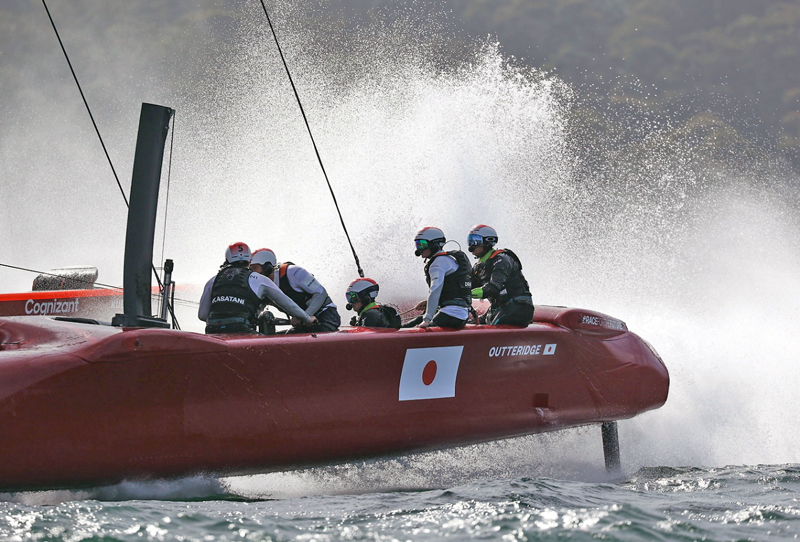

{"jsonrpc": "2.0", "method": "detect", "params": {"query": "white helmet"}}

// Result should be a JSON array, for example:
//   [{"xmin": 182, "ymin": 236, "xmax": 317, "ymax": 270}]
[
  {"xmin": 467, "ymin": 224, "xmax": 498, "ymax": 253},
  {"xmin": 225, "ymin": 241, "xmax": 251, "ymax": 263},
  {"xmin": 251, "ymin": 248, "xmax": 276, "ymax": 266},
  {"xmin": 414, "ymin": 227, "xmax": 446, "ymax": 256},
  {"xmin": 345, "ymin": 277, "xmax": 379, "ymax": 309}
]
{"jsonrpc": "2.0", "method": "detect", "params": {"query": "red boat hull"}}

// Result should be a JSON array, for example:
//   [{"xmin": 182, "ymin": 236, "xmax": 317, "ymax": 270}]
[{"xmin": 0, "ymin": 306, "xmax": 668, "ymax": 491}]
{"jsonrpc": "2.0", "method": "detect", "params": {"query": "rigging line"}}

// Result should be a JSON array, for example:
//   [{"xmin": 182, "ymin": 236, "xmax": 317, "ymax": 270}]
[
  {"xmin": 156, "ymin": 112, "xmax": 180, "ymax": 327},
  {"xmin": 0, "ymin": 263, "xmax": 200, "ymax": 307},
  {"xmin": 41, "ymin": 0, "xmax": 129, "ymax": 208},
  {"xmin": 160, "ymin": 112, "xmax": 176, "ymax": 270},
  {"xmin": 43, "ymin": 1, "xmax": 170, "ymax": 313},
  {"xmin": 257, "ymin": 0, "xmax": 365, "ymax": 278},
  {"xmin": 43, "ymin": 0, "xmax": 172, "ymax": 306},
  {"xmin": 0, "ymin": 263, "xmax": 121, "ymax": 291}
]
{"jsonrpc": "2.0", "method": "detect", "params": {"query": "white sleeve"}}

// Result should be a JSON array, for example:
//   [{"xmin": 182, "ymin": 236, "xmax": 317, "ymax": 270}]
[
  {"xmin": 288, "ymin": 266, "xmax": 324, "ymax": 295},
  {"xmin": 251, "ymin": 273, "xmax": 313, "ymax": 324},
  {"xmin": 424, "ymin": 256, "xmax": 457, "ymax": 322},
  {"xmin": 289, "ymin": 266, "xmax": 329, "ymax": 316},
  {"xmin": 197, "ymin": 276, "xmax": 215, "ymax": 322}
]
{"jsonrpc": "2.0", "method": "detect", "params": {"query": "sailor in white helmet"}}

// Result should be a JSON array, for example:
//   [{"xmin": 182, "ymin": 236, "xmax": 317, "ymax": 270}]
[
  {"xmin": 468, "ymin": 224, "xmax": 533, "ymax": 326},
  {"xmin": 252, "ymin": 248, "xmax": 340, "ymax": 333},
  {"xmin": 250, "ymin": 247, "xmax": 319, "ymax": 330},
  {"xmin": 345, "ymin": 277, "xmax": 401, "ymax": 328},
  {"xmin": 406, "ymin": 227, "xmax": 472, "ymax": 329},
  {"xmin": 199, "ymin": 242, "xmax": 314, "ymax": 334}
]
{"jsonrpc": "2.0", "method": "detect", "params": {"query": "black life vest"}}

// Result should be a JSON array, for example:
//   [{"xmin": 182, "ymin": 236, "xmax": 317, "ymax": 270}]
[
  {"xmin": 207, "ymin": 264, "xmax": 262, "ymax": 327},
  {"xmin": 472, "ymin": 249, "xmax": 531, "ymax": 306},
  {"xmin": 277, "ymin": 262, "xmax": 313, "ymax": 310},
  {"xmin": 424, "ymin": 250, "xmax": 472, "ymax": 308},
  {"xmin": 357, "ymin": 304, "xmax": 402, "ymax": 329}
]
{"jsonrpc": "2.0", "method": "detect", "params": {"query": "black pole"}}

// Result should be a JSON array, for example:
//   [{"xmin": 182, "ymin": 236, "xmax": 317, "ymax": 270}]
[
  {"xmin": 112, "ymin": 103, "xmax": 173, "ymax": 328},
  {"xmin": 601, "ymin": 421, "xmax": 621, "ymax": 474}
]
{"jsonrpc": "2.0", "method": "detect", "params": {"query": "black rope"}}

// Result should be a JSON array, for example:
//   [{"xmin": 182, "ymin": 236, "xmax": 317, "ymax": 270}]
[
  {"xmin": 160, "ymin": 112, "xmax": 176, "ymax": 270},
  {"xmin": 0, "ymin": 263, "xmax": 121, "ymax": 291},
  {"xmin": 42, "ymin": 0, "xmax": 129, "ymax": 207},
  {"xmin": 257, "ymin": 0, "xmax": 365, "ymax": 278},
  {"xmin": 42, "ymin": 3, "xmax": 181, "ymax": 323},
  {"xmin": 0, "ymin": 263, "xmax": 198, "ymax": 308},
  {"xmin": 159, "ymin": 113, "xmax": 181, "ymax": 329}
]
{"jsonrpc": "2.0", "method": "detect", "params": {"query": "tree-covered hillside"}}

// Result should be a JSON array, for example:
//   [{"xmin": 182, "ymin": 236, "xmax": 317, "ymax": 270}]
[{"xmin": 452, "ymin": 0, "xmax": 800, "ymax": 168}]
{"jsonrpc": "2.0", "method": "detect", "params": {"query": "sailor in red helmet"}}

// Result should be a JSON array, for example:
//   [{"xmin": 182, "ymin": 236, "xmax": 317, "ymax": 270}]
[
  {"xmin": 198, "ymin": 242, "xmax": 315, "ymax": 334},
  {"xmin": 468, "ymin": 224, "xmax": 534, "ymax": 326},
  {"xmin": 251, "ymin": 248, "xmax": 340, "ymax": 333},
  {"xmin": 345, "ymin": 277, "xmax": 401, "ymax": 328},
  {"xmin": 408, "ymin": 226, "xmax": 472, "ymax": 329}
]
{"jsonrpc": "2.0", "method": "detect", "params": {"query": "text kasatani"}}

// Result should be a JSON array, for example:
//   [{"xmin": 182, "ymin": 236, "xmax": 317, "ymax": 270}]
[
  {"xmin": 489, "ymin": 343, "xmax": 557, "ymax": 357},
  {"xmin": 211, "ymin": 296, "xmax": 245, "ymax": 305}
]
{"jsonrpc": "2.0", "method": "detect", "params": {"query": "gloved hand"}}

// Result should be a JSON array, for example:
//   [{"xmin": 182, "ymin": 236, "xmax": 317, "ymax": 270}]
[
  {"xmin": 471, "ymin": 287, "xmax": 484, "ymax": 299},
  {"xmin": 350, "ymin": 316, "xmax": 358, "ymax": 327}
]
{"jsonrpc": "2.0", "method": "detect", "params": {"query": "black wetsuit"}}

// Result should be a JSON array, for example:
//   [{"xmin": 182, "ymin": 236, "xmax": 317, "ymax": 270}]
[
  {"xmin": 353, "ymin": 303, "xmax": 394, "ymax": 328},
  {"xmin": 473, "ymin": 249, "xmax": 533, "ymax": 327}
]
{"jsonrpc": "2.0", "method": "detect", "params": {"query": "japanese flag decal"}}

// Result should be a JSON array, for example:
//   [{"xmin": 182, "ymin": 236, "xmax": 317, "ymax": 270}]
[{"xmin": 399, "ymin": 346, "xmax": 464, "ymax": 401}]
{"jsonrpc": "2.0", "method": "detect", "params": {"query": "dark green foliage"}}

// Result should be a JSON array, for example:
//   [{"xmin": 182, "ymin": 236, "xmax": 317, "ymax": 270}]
[{"xmin": 443, "ymin": 0, "xmax": 800, "ymax": 167}]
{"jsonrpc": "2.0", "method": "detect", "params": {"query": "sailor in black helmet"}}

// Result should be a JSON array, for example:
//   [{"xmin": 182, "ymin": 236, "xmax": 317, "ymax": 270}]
[
  {"xmin": 345, "ymin": 277, "xmax": 401, "ymax": 328},
  {"xmin": 408, "ymin": 226, "xmax": 472, "ymax": 329},
  {"xmin": 468, "ymin": 224, "xmax": 534, "ymax": 327},
  {"xmin": 198, "ymin": 242, "xmax": 315, "ymax": 334}
]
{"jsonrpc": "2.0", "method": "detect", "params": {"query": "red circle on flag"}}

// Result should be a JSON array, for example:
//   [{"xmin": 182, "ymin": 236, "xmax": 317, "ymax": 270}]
[{"xmin": 422, "ymin": 360, "xmax": 437, "ymax": 386}]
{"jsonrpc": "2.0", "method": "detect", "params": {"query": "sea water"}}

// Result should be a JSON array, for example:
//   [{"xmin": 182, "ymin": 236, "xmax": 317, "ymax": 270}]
[
  {"xmin": 2, "ymin": 464, "xmax": 799, "ymax": 540},
  {"xmin": 1, "ymin": 1, "xmax": 799, "ymax": 540}
]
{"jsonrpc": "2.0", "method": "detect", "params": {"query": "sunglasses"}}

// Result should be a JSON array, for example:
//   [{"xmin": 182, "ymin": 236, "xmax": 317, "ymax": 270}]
[
  {"xmin": 414, "ymin": 239, "xmax": 430, "ymax": 251},
  {"xmin": 467, "ymin": 233, "xmax": 484, "ymax": 247},
  {"xmin": 346, "ymin": 291, "xmax": 360, "ymax": 304}
]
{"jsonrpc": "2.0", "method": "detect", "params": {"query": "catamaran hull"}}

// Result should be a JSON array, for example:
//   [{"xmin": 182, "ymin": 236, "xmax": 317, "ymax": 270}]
[{"xmin": 0, "ymin": 306, "xmax": 668, "ymax": 491}]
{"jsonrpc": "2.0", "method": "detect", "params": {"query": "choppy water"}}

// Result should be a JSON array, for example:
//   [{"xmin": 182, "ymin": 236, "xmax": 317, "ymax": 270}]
[{"xmin": 2, "ymin": 464, "xmax": 799, "ymax": 541}]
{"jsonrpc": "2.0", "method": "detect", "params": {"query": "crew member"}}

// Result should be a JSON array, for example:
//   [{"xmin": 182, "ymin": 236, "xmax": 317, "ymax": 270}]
[
  {"xmin": 408, "ymin": 226, "xmax": 472, "ymax": 329},
  {"xmin": 198, "ymin": 242, "xmax": 315, "ymax": 334},
  {"xmin": 260, "ymin": 249, "xmax": 340, "ymax": 333},
  {"xmin": 345, "ymin": 277, "xmax": 400, "ymax": 328},
  {"xmin": 249, "ymin": 248, "xmax": 317, "ymax": 330},
  {"xmin": 468, "ymin": 224, "xmax": 533, "ymax": 327}
]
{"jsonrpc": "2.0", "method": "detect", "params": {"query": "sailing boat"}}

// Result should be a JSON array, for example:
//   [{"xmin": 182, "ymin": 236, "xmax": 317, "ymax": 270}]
[
  {"xmin": 0, "ymin": 4, "xmax": 668, "ymax": 491},
  {"xmin": 0, "ymin": 105, "xmax": 668, "ymax": 491}
]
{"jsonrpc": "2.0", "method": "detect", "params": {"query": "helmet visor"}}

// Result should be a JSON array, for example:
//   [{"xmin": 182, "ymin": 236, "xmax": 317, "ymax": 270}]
[
  {"xmin": 414, "ymin": 239, "xmax": 430, "ymax": 251},
  {"xmin": 346, "ymin": 291, "xmax": 360, "ymax": 304},
  {"xmin": 468, "ymin": 233, "xmax": 484, "ymax": 247}
]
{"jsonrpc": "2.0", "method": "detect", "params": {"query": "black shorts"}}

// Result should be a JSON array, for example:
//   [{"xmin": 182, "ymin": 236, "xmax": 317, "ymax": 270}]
[{"xmin": 489, "ymin": 302, "xmax": 534, "ymax": 327}]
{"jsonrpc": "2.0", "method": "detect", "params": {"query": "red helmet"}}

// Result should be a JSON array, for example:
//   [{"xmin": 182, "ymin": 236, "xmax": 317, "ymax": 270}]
[{"xmin": 225, "ymin": 242, "xmax": 251, "ymax": 263}]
